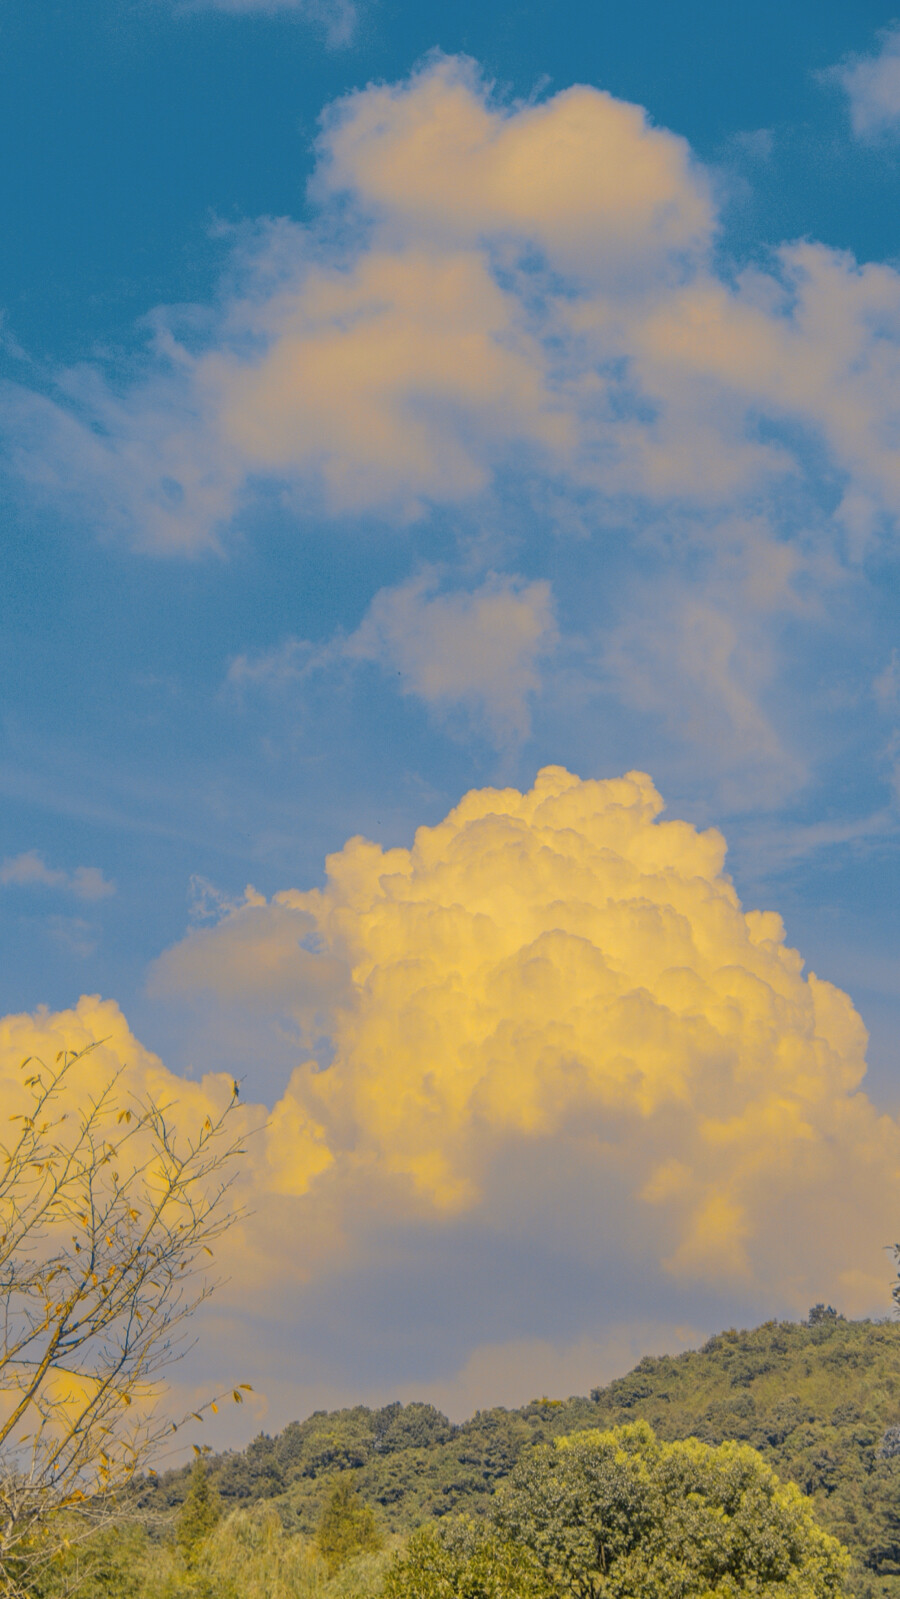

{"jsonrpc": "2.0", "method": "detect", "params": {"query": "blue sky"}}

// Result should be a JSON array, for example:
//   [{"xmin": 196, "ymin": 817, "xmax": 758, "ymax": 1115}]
[{"xmin": 3, "ymin": 0, "xmax": 900, "ymax": 1430}]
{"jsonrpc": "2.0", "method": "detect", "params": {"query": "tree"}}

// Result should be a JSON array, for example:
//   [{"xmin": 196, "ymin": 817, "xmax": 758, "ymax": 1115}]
[
  {"xmin": 0, "ymin": 1042, "xmax": 250, "ymax": 1596},
  {"xmin": 384, "ymin": 1519, "xmax": 550, "ymax": 1599},
  {"xmin": 176, "ymin": 1458, "xmax": 222, "ymax": 1562},
  {"xmin": 490, "ymin": 1420, "xmax": 850, "ymax": 1599},
  {"xmin": 315, "ymin": 1475, "xmax": 382, "ymax": 1574}
]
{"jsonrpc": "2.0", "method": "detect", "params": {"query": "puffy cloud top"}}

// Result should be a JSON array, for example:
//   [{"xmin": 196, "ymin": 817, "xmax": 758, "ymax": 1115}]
[
  {"xmin": 230, "ymin": 766, "xmax": 884, "ymax": 1305},
  {"xmin": 8, "ymin": 56, "xmax": 900, "ymax": 548},
  {"xmin": 5, "ymin": 772, "xmax": 898, "ymax": 1338},
  {"xmin": 314, "ymin": 57, "xmax": 713, "ymax": 282}
]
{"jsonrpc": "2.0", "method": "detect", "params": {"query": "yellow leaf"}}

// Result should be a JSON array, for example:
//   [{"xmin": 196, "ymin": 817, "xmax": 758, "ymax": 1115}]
[
  {"xmin": 211, "ymin": 1402, "xmax": 218, "ymax": 1414},
  {"xmin": 192, "ymin": 1444, "xmax": 202, "ymax": 1456},
  {"xmin": 232, "ymin": 1390, "xmax": 243, "ymax": 1404},
  {"xmin": 238, "ymin": 1384, "xmax": 254, "ymax": 1392}
]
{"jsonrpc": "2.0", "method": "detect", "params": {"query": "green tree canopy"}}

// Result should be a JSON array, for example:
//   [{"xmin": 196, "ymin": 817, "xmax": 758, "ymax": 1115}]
[
  {"xmin": 489, "ymin": 1420, "xmax": 849, "ymax": 1599},
  {"xmin": 385, "ymin": 1519, "xmax": 550, "ymax": 1599}
]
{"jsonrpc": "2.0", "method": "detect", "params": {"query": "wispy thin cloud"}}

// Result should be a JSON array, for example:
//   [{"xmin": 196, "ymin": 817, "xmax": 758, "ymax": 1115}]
[
  {"xmin": 167, "ymin": 0, "xmax": 357, "ymax": 49},
  {"xmin": 0, "ymin": 851, "xmax": 115, "ymax": 901},
  {"xmin": 346, "ymin": 572, "xmax": 557, "ymax": 749},
  {"xmin": 227, "ymin": 571, "xmax": 557, "ymax": 751}
]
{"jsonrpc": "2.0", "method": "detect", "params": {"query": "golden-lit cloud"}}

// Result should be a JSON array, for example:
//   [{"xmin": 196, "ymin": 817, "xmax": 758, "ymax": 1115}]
[
  {"xmin": 149, "ymin": 767, "xmax": 900, "ymax": 1312},
  {"xmin": 0, "ymin": 995, "xmax": 242, "ymax": 1134},
  {"xmin": 8, "ymin": 770, "xmax": 900, "ymax": 1415}
]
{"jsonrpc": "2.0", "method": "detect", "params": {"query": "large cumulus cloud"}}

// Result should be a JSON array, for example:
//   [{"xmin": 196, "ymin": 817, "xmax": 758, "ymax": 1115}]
[
  {"xmin": 145, "ymin": 768, "xmax": 899, "ymax": 1324},
  {"xmin": 8, "ymin": 770, "xmax": 900, "ymax": 1419}
]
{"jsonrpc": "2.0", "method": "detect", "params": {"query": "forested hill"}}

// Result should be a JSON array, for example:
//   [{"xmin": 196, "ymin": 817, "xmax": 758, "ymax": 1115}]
[{"xmin": 146, "ymin": 1311, "xmax": 900, "ymax": 1596}]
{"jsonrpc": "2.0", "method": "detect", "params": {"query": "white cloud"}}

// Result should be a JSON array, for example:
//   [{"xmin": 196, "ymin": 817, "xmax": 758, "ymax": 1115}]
[
  {"xmin": 405, "ymin": 1324, "xmax": 704, "ymax": 1418},
  {"xmin": 729, "ymin": 128, "xmax": 775, "ymax": 162},
  {"xmin": 227, "ymin": 638, "xmax": 315, "ymax": 694},
  {"xmin": 7, "ymin": 56, "xmax": 900, "ymax": 557},
  {"xmin": 346, "ymin": 572, "xmax": 557, "ymax": 745},
  {"xmin": 148, "ymin": 893, "xmax": 351, "ymax": 1029},
  {"xmin": 312, "ymin": 58, "xmax": 712, "ymax": 284},
  {"xmin": 603, "ymin": 519, "xmax": 814, "ymax": 810},
  {"xmin": 0, "ymin": 851, "xmax": 115, "ymax": 901},
  {"xmin": 826, "ymin": 25, "xmax": 900, "ymax": 138},
  {"xmin": 48, "ymin": 916, "xmax": 99, "ymax": 959},
  {"xmin": 607, "ymin": 598, "xmax": 803, "ymax": 811},
  {"xmin": 228, "ymin": 571, "xmax": 557, "ymax": 749},
  {"xmin": 168, "ymin": 0, "xmax": 357, "ymax": 48}
]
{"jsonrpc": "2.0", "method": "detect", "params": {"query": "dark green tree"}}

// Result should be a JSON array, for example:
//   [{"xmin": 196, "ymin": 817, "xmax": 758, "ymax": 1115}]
[
  {"xmin": 176, "ymin": 1457, "xmax": 223, "ymax": 1562},
  {"xmin": 315, "ymin": 1474, "xmax": 382, "ymax": 1574}
]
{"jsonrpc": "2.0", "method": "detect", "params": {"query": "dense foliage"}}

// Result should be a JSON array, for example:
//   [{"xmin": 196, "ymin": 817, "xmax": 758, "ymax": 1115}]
[
  {"xmin": 386, "ymin": 1421, "xmax": 849, "ymax": 1599},
  {"xmin": 491, "ymin": 1420, "xmax": 847, "ymax": 1599},
  {"xmin": 316, "ymin": 1476, "xmax": 383, "ymax": 1574},
  {"xmin": 36, "ymin": 1310, "xmax": 900, "ymax": 1597},
  {"xmin": 31, "ymin": 1504, "xmax": 397, "ymax": 1599},
  {"xmin": 132, "ymin": 1310, "xmax": 900, "ymax": 1596},
  {"xmin": 383, "ymin": 1521, "xmax": 550, "ymax": 1599}
]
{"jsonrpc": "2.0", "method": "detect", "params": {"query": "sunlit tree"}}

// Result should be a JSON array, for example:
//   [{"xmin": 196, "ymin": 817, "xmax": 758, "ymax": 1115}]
[
  {"xmin": 491, "ymin": 1421, "xmax": 849, "ymax": 1599},
  {"xmin": 387, "ymin": 1421, "xmax": 851, "ymax": 1599}
]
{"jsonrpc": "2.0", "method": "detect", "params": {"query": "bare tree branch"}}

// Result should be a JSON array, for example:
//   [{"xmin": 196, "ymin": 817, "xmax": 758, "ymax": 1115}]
[{"xmin": 0, "ymin": 1044, "xmax": 252, "ymax": 1597}]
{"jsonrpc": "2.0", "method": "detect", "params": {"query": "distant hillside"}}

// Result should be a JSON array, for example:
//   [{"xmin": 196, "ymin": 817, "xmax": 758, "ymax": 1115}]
[{"xmin": 142, "ymin": 1310, "xmax": 900, "ymax": 1598}]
